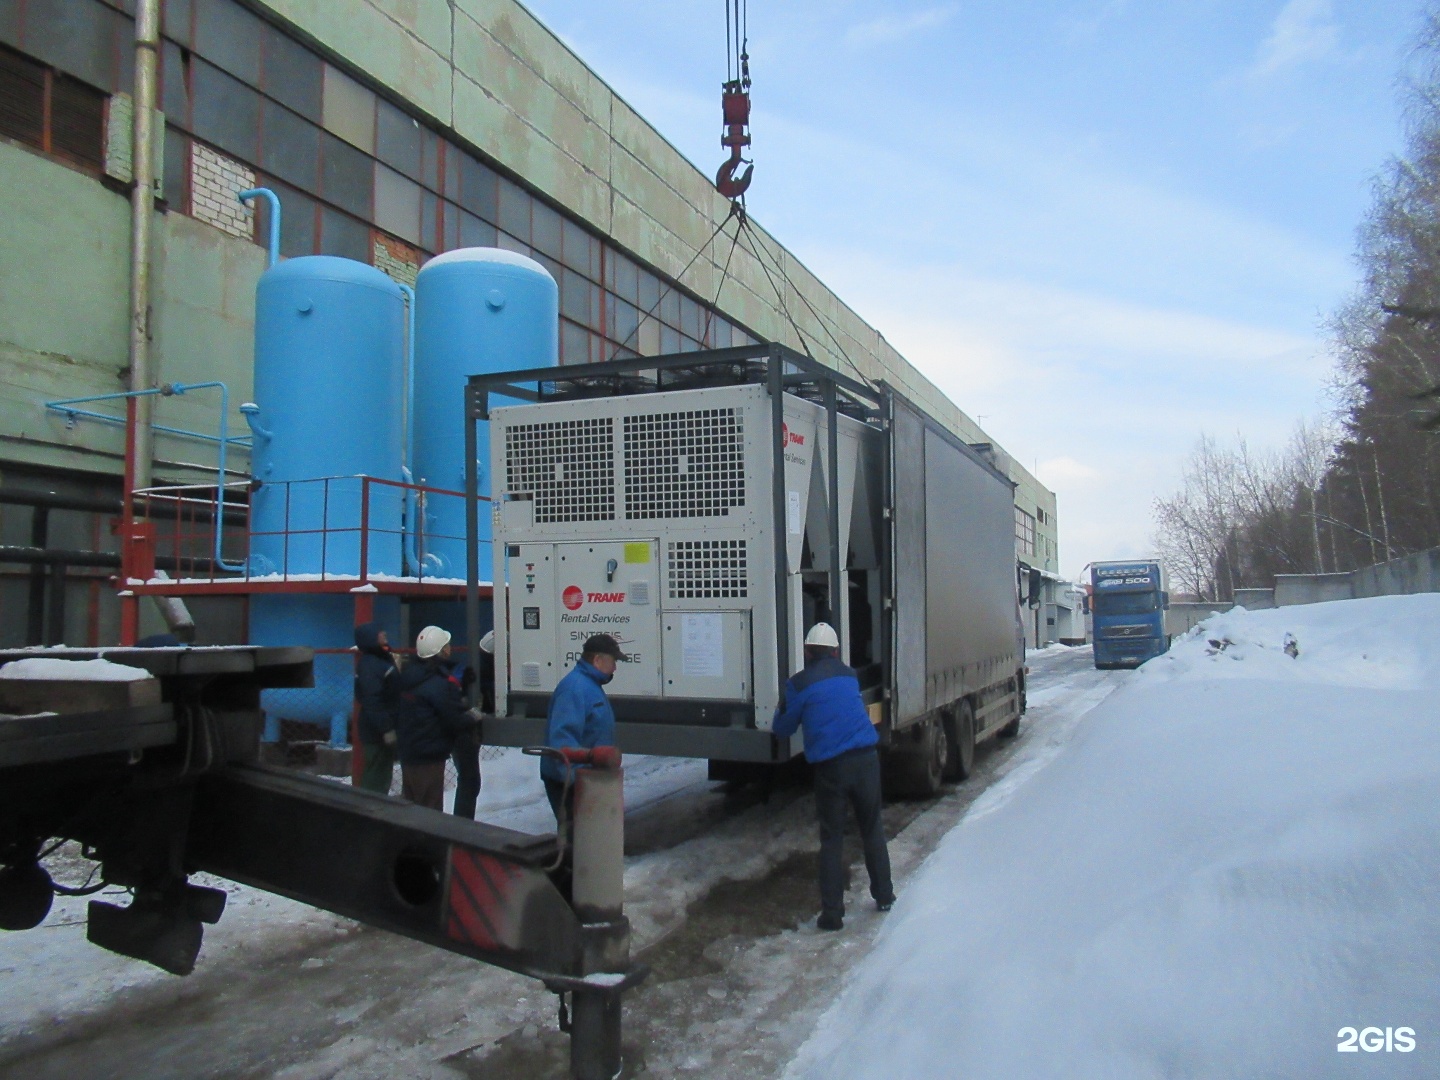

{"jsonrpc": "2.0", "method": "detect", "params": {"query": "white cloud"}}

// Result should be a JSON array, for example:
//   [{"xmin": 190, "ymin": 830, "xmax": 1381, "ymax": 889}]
[
  {"xmin": 1250, "ymin": 0, "xmax": 1339, "ymax": 78},
  {"xmin": 798, "ymin": 246, "xmax": 1334, "ymax": 579},
  {"xmin": 844, "ymin": 7, "xmax": 956, "ymax": 48}
]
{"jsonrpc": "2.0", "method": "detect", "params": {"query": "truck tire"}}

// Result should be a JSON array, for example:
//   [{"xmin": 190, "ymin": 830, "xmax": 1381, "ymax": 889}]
[
  {"xmin": 943, "ymin": 700, "xmax": 976, "ymax": 782},
  {"xmin": 997, "ymin": 709, "xmax": 1020, "ymax": 739},
  {"xmin": 887, "ymin": 715, "xmax": 946, "ymax": 799}
]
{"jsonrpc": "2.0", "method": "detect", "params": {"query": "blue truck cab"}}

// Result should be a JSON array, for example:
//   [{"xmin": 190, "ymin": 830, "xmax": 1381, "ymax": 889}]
[{"xmin": 1089, "ymin": 561, "xmax": 1170, "ymax": 669}]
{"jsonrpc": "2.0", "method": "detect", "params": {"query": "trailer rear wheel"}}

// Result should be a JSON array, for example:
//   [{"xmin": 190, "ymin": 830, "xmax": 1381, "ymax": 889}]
[
  {"xmin": 943, "ymin": 700, "xmax": 976, "ymax": 782},
  {"xmin": 887, "ymin": 715, "xmax": 946, "ymax": 799}
]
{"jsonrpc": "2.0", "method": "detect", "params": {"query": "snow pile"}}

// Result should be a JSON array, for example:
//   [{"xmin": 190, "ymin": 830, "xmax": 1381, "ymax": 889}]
[
  {"xmin": 788, "ymin": 594, "xmax": 1440, "ymax": 1079},
  {"xmin": 0, "ymin": 657, "xmax": 152, "ymax": 682},
  {"xmin": 1142, "ymin": 593, "xmax": 1440, "ymax": 691}
]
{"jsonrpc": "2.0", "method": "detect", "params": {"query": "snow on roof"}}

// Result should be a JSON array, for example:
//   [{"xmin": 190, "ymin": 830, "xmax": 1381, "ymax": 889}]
[
  {"xmin": 788, "ymin": 593, "xmax": 1440, "ymax": 1079},
  {"xmin": 0, "ymin": 658, "xmax": 153, "ymax": 682}
]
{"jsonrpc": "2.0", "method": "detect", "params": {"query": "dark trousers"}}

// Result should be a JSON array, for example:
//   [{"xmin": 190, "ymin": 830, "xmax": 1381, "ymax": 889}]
[
  {"xmin": 401, "ymin": 759, "xmax": 446, "ymax": 811},
  {"xmin": 814, "ymin": 747, "xmax": 893, "ymax": 919},
  {"xmin": 357, "ymin": 740, "xmax": 395, "ymax": 795},
  {"xmin": 451, "ymin": 731, "xmax": 482, "ymax": 819}
]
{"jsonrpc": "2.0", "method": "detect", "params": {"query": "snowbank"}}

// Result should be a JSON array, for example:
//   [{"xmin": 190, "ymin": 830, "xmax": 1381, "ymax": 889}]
[
  {"xmin": 1140, "ymin": 593, "xmax": 1440, "ymax": 691},
  {"xmin": 788, "ymin": 594, "xmax": 1440, "ymax": 1079},
  {"xmin": 0, "ymin": 657, "xmax": 152, "ymax": 682}
]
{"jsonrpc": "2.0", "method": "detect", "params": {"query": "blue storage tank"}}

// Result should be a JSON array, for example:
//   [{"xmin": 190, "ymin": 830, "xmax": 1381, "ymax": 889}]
[
  {"xmin": 413, "ymin": 249, "xmax": 558, "ymax": 580},
  {"xmin": 246, "ymin": 256, "xmax": 407, "ymax": 578},
  {"xmin": 244, "ymin": 256, "xmax": 407, "ymax": 745}
]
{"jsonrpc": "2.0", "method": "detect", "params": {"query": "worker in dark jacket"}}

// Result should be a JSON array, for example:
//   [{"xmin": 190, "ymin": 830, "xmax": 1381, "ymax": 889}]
[
  {"xmin": 774, "ymin": 622, "xmax": 895, "ymax": 931},
  {"xmin": 395, "ymin": 625, "xmax": 475, "ymax": 812},
  {"xmin": 542, "ymin": 634, "xmax": 625, "ymax": 837},
  {"xmin": 353, "ymin": 622, "xmax": 400, "ymax": 795}
]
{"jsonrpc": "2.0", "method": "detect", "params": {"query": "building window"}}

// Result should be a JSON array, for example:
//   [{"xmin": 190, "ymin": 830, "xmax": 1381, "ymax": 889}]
[
  {"xmin": 1015, "ymin": 506, "xmax": 1036, "ymax": 557},
  {"xmin": 0, "ymin": 43, "xmax": 107, "ymax": 172},
  {"xmin": 10, "ymin": 0, "xmax": 763, "ymax": 360}
]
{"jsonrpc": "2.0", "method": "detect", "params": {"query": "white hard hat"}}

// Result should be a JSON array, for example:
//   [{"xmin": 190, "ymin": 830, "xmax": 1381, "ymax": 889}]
[
  {"xmin": 804, "ymin": 622, "xmax": 840, "ymax": 648},
  {"xmin": 416, "ymin": 625, "xmax": 452, "ymax": 659},
  {"xmin": 479, "ymin": 630, "xmax": 495, "ymax": 654}
]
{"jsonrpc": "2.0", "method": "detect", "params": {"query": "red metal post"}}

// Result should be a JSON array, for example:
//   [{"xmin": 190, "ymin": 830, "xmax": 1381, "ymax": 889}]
[{"xmin": 359, "ymin": 477, "xmax": 370, "ymax": 584}]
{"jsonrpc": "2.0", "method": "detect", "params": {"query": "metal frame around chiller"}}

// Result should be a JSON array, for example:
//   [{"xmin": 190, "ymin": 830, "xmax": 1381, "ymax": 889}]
[{"xmin": 461, "ymin": 342, "xmax": 892, "ymax": 727}]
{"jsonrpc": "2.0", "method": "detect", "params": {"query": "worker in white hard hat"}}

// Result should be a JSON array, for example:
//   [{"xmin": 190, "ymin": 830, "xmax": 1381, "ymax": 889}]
[
  {"xmin": 773, "ymin": 621, "xmax": 895, "ymax": 931},
  {"xmin": 477, "ymin": 629, "xmax": 497, "ymax": 714},
  {"xmin": 394, "ymin": 625, "xmax": 480, "ymax": 814}
]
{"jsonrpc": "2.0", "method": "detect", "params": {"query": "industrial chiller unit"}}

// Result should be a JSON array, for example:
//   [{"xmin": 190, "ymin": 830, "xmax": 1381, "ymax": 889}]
[{"xmin": 465, "ymin": 344, "xmax": 1027, "ymax": 796}]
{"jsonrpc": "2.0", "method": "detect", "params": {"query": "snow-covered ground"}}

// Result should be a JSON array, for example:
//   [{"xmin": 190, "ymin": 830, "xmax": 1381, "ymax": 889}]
[
  {"xmin": 1, "ymin": 645, "xmax": 1123, "ymax": 1077},
  {"xmin": 0, "ymin": 749, "xmax": 710, "ymax": 1044},
  {"xmin": 788, "ymin": 594, "xmax": 1440, "ymax": 1079}
]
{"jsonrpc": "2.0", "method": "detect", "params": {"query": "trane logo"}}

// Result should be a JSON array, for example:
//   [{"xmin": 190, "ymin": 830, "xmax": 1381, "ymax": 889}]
[
  {"xmin": 561, "ymin": 586, "xmax": 626, "ymax": 610},
  {"xmin": 780, "ymin": 423, "xmax": 805, "ymax": 447}
]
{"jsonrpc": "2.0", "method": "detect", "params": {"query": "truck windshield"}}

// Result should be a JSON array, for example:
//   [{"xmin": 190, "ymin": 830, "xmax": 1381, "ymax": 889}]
[{"xmin": 1095, "ymin": 592, "xmax": 1159, "ymax": 615}]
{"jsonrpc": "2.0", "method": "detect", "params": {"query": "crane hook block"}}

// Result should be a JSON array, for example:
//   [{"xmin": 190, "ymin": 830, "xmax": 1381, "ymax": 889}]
[{"xmin": 716, "ymin": 79, "xmax": 753, "ymax": 199}]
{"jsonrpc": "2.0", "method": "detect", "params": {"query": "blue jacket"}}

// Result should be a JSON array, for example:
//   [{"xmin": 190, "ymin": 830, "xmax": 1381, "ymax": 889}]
[
  {"xmin": 394, "ymin": 658, "xmax": 472, "ymax": 764},
  {"xmin": 543, "ymin": 659, "xmax": 616, "ymax": 783},
  {"xmin": 772, "ymin": 655, "xmax": 877, "ymax": 764},
  {"xmin": 353, "ymin": 622, "xmax": 398, "ymax": 745}
]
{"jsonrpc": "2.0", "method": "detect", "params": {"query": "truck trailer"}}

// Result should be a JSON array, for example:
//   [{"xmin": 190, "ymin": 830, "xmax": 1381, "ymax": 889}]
[{"xmin": 463, "ymin": 344, "xmax": 1026, "ymax": 796}]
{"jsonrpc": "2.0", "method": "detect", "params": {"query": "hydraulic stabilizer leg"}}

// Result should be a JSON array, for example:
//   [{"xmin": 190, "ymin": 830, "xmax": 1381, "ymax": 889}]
[
  {"xmin": 524, "ymin": 745, "xmax": 642, "ymax": 1080},
  {"xmin": 570, "ymin": 760, "xmax": 628, "ymax": 1079}
]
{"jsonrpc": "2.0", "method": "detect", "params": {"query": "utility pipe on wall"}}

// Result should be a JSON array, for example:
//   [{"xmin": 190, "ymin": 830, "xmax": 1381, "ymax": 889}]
[
  {"xmin": 238, "ymin": 188, "xmax": 281, "ymax": 269},
  {"xmin": 127, "ymin": 0, "xmax": 162, "ymax": 491}
]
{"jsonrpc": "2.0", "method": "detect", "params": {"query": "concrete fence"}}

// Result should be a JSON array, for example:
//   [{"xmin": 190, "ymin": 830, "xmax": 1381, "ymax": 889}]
[
  {"xmin": 1166, "ymin": 547, "xmax": 1440, "ymax": 633},
  {"xmin": 1269, "ymin": 547, "xmax": 1440, "ymax": 607}
]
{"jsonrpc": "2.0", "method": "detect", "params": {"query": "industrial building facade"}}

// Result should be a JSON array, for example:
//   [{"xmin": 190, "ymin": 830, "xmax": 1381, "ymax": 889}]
[{"xmin": 0, "ymin": 0, "xmax": 1058, "ymax": 647}]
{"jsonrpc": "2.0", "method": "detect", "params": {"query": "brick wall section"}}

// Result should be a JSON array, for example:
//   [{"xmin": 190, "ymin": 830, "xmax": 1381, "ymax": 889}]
[
  {"xmin": 374, "ymin": 234, "xmax": 419, "ymax": 287},
  {"xmin": 190, "ymin": 143, "xmax": 255, "ymax": 239}
]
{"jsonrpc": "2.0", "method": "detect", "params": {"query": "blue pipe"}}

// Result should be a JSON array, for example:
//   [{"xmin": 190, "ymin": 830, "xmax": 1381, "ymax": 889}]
[
  {"xmin": 398, "ymin": 283, "xmax": 419, "ymax": 577},
  {"xmin": 48, "ymin": 402, "xmax": 249, "ymax": 445},
  {"xmin": 238, "ymin": 188, "xmax": 281, "ymax": 268},
  {"xmin": 46, "ymin": 383, "xmax": 247, "ymax": 573},
  {"xmin": 239, "ymin": 402, "xmax": 272, "ymax": 442}
]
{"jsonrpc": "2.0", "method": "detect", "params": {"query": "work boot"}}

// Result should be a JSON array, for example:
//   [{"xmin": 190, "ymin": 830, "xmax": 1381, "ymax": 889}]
[
  {"xmin": 816, "ymin": 912, "xmax": 843, "ymax": 932},
  {"xmin": 876, "ymin": 899, "xmax": 893, "ymax": 912}
]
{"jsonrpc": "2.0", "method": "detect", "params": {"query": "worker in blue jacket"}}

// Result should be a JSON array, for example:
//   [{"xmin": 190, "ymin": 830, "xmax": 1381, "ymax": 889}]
[
  {"xmin": 774, "ymin": 622, "xmax": 895, "ymax": 931},
  {"xmin": 542, "ymin": 633, "xmax": 626, "ymax": 837}
]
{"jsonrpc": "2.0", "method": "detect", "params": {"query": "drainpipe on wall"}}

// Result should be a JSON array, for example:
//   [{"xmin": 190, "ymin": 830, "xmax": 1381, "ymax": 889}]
[{"xmin": 127, "ymin": 0, "xmax": 162, "ymax": 491}]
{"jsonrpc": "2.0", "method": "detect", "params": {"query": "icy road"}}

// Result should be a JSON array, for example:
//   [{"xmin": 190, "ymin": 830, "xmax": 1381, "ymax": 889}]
[{"xmin": 0, "ymin": 645, "xmax": 1122, "ymax": 1078}]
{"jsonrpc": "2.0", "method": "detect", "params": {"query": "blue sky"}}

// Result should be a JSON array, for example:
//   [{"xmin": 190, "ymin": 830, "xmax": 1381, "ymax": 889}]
[{"xmin": 521, "ymin": 0, "xmax": 1423, "ymax": 579}]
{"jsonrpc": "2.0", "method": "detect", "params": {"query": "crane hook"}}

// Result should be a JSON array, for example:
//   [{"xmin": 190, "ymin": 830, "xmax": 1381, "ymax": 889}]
[
  {"xmin": 716, "ymin": 157, "xmax": 753, "ymax": 200},
  {"xmin": 716, "ymin": 77, "xmax": 753, "ymax": 200}
]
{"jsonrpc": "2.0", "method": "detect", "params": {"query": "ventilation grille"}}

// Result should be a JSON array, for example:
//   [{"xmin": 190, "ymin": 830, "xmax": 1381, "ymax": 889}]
[
  {"xmin": 668, "ymin": 539, "xmax": 748, "ymax": 600},
  {"xmin": 623, "ymin": 408, "xmax": 744, "ymax": 519},
  {"xmin": 504, "ymin": 418, "xmax": 615, "ymax": 523}
]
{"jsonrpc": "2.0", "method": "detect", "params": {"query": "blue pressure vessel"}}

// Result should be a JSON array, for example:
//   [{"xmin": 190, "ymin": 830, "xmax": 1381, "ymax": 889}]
[
  {"xmin": 244, "ymin": 256, "xmax": 407, "ymax": 745},
  {"xmin": 246, "ymin": 256, "xmax": 407, "ymax": 577},
  {"xmin": 413, "ymin": 248, "xmax": 558, "ymax": 579}
]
